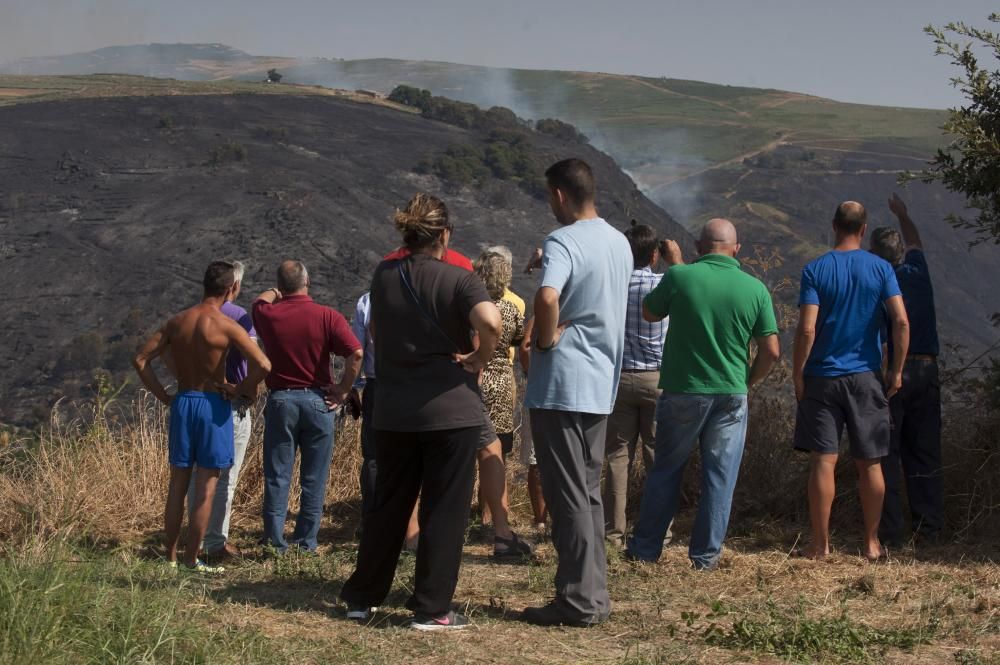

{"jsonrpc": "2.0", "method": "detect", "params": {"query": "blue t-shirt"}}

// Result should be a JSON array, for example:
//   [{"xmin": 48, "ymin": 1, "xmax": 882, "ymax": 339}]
[
  {"xmin": 799, "ymin": 249, "xmax": 901, "ymax": 377},
  {"xmin": 894, "ymin": 249, "xmax": 939, "ymax": 356},
  {"xmin": 524, "ymin": 218, "xmax": 633, "ymax": 414}
]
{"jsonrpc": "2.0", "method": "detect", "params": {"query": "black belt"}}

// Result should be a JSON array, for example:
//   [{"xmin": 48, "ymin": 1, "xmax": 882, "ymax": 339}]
[
  {"xmin": 906, "ymin": 355, "xmax": 937, "ymax": 362},
  {"xmin": 621, "ymin": 368, "xmax": 659, "ymax": 374}
]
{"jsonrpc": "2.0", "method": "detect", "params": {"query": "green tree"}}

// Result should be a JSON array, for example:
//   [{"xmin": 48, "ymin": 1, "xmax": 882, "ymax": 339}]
[{"xmin": 912, "ymin": 15, "xmax": 1000, "ymax": 244}]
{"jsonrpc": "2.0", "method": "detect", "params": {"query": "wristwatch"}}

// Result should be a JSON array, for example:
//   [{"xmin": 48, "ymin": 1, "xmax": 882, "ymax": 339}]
[{"xmin": 534, "ymin": 338, "xmax": 556, "ymax": 352}]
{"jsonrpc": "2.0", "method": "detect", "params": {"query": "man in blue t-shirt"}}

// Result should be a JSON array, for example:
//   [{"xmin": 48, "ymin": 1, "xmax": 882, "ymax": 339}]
[
  {"xmin": 869, "ymin": 194, "xmax": 943, "ymax": 546},
  {"xmin": 522, "ymin": 158, "xmax": 632, "ymax": 627},
  {"xmin": 792, "ymin": 201, "xmax": 910, "ymax": 561}
]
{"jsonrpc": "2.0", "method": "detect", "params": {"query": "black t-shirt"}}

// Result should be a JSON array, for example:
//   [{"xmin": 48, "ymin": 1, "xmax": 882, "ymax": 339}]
[{"xmin": 371, "ymin": 253, "xmax": 492, "ymax": 432}]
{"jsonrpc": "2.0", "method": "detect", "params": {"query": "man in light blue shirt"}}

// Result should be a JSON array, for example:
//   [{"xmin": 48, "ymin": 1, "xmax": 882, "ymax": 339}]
[
  {"xmin": 522, "ymin": 158, "xmax": 632, "ymax": 627},
  {"xmin": 350, "ymin": 292, "xmax": 378, "ymax": 515}
]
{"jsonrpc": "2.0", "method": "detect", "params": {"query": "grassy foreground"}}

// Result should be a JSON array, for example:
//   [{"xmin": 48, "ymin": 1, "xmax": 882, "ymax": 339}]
[
  {"xmin": 1, "ymin": 399, "xmax": 998, "ymax": 664},
  {"xmin": 3, "ymin": 530, "xmax": 998, "ymax": 664}
]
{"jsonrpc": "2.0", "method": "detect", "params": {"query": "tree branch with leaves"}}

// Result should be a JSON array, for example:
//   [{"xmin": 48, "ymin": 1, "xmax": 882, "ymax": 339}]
[{"xmin": 907, "ymin": 14, "xmax": 1000, "ymax": 245}]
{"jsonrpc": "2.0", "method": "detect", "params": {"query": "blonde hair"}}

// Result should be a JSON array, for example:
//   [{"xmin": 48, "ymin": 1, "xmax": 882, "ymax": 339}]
[
  {"xmin": 474, "ymin": 251, "xmax": 512, "ymax": 301},
  {"xmin": 393, "ymin": 193, "xmax": 450, "ymax": 249}
]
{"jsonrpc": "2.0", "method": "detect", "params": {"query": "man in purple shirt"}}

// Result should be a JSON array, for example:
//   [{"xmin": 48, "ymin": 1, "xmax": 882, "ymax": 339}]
[{"xmin": 187, "ymin": 260, "xmax": 257, "ymax": 563}]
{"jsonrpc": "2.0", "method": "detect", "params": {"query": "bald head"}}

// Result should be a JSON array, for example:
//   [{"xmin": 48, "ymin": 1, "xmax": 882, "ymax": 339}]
[
  {"xmin": 276, "ymin": 260, "xmax": 309, "ymax": 293},
  {"xmin": 697, "ymin": 218, "xmax": 740, "ymax": 258},
  {"xmin": 833, "ymin": 201, "xmax": 867, "ymax": 236},
  {"xmin": 701, "ymin": 218, "xmax": 738, "ymax": 245}
]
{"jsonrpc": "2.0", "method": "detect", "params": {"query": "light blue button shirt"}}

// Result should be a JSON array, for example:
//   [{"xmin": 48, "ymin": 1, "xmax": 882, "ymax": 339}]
[
  {"xmin": 351, "ymin": 292, "xmax": 375, "ymax": 388},
  {"xmin": 524, "ymin": 218, "xmax": 633, "ymax": 414}
]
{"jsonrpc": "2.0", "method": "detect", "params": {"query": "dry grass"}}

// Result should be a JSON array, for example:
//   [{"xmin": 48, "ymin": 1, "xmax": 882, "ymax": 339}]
[
  {"xmin": 0, "ymin": 394, "xmax": 365, "ymax": 548},
  {"xmin": 1, "ymin": 395, "xmax": 999, "ymax": 663}
]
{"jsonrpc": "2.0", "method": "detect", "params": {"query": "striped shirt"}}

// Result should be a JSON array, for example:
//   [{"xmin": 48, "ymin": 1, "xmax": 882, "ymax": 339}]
[{"xmin": 623, "ymin": 267, "xmax": 668, "ymax": 371}]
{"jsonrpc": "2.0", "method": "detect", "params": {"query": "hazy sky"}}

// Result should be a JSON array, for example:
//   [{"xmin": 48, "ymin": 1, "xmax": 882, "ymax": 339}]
[{"xmin": 2, "ymin": 0, "xmax": 995, "ymax": 108}]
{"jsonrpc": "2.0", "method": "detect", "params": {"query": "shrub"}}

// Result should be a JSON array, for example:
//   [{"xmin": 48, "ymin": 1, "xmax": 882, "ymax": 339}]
[
  {"xmin": 206, "ymin": 141, "xmax": 247, "ymax": 165},
  {"xmin": 535, "ymin": 117, "xmax": 589, "ymax": 144},
  {"xmin": 388, "ymin": 84, "xmax": 432, "ymax": 111}
]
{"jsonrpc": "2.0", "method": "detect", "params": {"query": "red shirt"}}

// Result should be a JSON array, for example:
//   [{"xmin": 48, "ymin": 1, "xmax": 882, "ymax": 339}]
[
  {"xmin": 252, "ymin": 295, "xmax": 361, "ymax": 390},
  {"xmin": 383, "ymin": 247, "xmax": 473, "ymax": 271}
]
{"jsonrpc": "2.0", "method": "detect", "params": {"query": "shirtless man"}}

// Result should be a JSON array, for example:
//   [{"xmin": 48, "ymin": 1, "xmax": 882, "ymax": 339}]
[{"xmin": 133, "ymin": 261, "xmax": 271, "ymax": 573}]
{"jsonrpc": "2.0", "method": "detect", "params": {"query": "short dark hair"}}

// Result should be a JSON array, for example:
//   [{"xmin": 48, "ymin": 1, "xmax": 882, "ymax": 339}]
[
  {"xmin": 545, "ymin": 158, "xmax": 596, "ymax": 207},
  {"xmin": 277, "ymin": 260, "xmax": 308, "ymax": 292},
  {"xmin": 833, "ymin": 201, "xmax": 867, "ymax": 235},
  {"xmin": 624, "ymin": 221, "xmax": 658, "ymax": 267},
  {"xmin": 203, "ymin": 261, "xmax": 236, "ymax": 297},
  {"xmin": 870, "ymin": 227, "xmax": 905, "ymax": 266}
]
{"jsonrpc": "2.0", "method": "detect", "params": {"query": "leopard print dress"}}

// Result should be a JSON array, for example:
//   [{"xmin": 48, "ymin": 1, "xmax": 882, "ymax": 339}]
[{"xmin": 481, "ymin": 298, "xmax": 524, "ymax": 434}]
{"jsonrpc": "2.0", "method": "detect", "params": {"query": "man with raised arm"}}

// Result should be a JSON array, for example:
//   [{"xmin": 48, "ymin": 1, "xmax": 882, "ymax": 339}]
[
  {"xmin": 133, "ymin": 261, "xmax": 271, "ymax": 574},
  {"xmin": 793, "ymin": 202, "xmax": 910, "ymax": 561},
  {"xmin": 253, "ymin": 260, "xmax": 363, "ymax": 554},
  {"xmin": 869, "ymin": 194, "xmax": 944, "ymax": 546},
  {"xmin": 521, "ymin": 158, "xmax": 633, "ymax": 627},
  {"xmin": 626, "ymin": 220, "xmax": 780, "ymax": 570}
]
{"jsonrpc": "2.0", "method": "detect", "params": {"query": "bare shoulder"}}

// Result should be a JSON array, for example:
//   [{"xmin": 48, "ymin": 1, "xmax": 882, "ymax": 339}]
[{"xmin": 209, "ymin": 308, "xmax": 248, "ymax": 339}]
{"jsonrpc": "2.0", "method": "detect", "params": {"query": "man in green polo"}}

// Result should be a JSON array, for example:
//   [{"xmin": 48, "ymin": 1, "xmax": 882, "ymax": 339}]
[{"xmin": 626, "ymin": 219, "xmax": 780, "ymax": 570}]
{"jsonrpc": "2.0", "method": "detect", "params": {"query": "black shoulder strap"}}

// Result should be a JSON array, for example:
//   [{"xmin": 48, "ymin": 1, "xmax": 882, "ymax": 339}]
[{"xmin": 398, "ymin": 261, "xmax": 461, "ymax": 353}]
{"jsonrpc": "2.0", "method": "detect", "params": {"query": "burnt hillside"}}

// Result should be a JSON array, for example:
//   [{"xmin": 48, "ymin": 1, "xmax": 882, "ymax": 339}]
[{"xmin": 0, "ymin": 94, "xmax": 689, "ymax": 425}]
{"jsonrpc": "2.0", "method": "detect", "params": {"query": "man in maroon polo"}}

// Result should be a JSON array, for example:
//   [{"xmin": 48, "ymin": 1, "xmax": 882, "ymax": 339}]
[{"xmin": 253, "ymin": 260, "xmax": 363, "ymax": 552}]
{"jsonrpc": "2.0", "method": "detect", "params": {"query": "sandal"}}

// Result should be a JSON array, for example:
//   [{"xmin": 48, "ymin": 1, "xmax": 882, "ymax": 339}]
[{"xmin": 493, "ymin": 532, "xmax": 535, "ymax": 559}]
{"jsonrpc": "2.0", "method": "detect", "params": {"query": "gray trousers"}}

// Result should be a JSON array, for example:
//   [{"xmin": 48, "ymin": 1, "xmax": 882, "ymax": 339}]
[
  {"xmin": 187, "ymin": 405, "xmax": 253, "ymax": 551},
  {"xmin": 530, "ymin": 408, "xmax": 611, "ymax": 621}
]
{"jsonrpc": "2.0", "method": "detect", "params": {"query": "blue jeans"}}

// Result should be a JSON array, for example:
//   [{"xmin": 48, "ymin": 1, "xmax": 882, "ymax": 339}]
[
  {"xmin": 628, "ymin": 393, "xmax": 748, "ymax": 569},
  {"xmin": 262, "ymin": 389, "xmax": 336, "ymax": 552}
]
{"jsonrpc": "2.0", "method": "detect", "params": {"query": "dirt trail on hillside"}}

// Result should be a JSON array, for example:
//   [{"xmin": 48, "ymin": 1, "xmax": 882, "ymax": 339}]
[
  {"xmin": 648, "ymin": 133, "xmax": 792, "ymax": 190},
  {"xmin": 795, "ymin": 144, "xmax": 930, "ymax": 162}
]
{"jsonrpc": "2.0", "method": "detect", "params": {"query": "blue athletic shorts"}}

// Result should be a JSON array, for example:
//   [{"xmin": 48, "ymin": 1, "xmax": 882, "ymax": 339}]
[{"xmin": 168, "ymin": 391, "xmax": 234, "ymax": 469}]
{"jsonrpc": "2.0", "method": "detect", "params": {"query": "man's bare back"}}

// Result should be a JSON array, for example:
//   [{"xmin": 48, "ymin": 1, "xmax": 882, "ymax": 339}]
[{"xmin": 135, "ymin": 302, "xmax": 269, "ymax": 404}]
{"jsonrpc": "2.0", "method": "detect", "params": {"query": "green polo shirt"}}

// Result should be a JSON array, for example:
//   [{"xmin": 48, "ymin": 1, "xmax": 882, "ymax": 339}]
[{"xmin": 644, "ymin": 254, "xmax": 778, "ymax": 394}]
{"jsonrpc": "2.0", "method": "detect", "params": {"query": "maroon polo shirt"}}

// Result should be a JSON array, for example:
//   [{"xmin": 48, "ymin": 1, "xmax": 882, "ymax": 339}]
[{"xmin": 252, "ymin": 294, "xmax": 361, "ymax": 390}]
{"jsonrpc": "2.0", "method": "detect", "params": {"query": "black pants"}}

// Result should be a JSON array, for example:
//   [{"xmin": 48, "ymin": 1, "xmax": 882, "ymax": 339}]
[
  {"xmin": 880, "ymin": 359, "xmax": 944, "ymax": 541},
  {"xmin": 341, "ymin": 426, "xmax": 479, "ymax": 616},
  {"xmin": 359, "ymin": 380, "xmax": 378, "ymax": 516}
]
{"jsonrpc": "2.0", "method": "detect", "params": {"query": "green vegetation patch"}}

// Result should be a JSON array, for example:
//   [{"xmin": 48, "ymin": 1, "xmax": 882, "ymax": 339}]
[
  {"xmin": 0, "ymin": 545, "xmax": 295, "ymax": 664},
  {"xmin": 705, "ymin": 600, "xmax": 938, "ymax": 664}
]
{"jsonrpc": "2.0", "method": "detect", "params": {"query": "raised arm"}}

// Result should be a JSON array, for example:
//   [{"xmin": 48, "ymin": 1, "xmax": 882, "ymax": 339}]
[
  {"xmin": 883, "ymin": 295, "xmax": 910, "ymax": 398},
  {"xmin": 792, "ymin": 304, "xmax": 819, "ymax": 402},
  {"xmin": 659, "ymin": 239, "xmax": 685, "ymax": 266},
  {"xmin": 133, "ymin": 324, "xmax": 174, "ymax": 405},
  {"xmin": 254, "ymin": 287, "xmax": 283, "ymax": 305},
  {"xmin": 889, "ymin": 193, "xmax": 922, "ymax": 249}
]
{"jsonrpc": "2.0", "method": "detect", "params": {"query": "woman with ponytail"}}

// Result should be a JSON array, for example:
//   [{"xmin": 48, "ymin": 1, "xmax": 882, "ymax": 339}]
[{"xmin": 340, "ymin": 193, "xmax": 502, "ymax": 631}]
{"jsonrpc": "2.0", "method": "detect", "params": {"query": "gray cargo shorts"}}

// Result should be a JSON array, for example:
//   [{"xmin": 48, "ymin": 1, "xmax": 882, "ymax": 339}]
[{"xmin": 793, "ymin": 371, "xmax": 890, "ymax": 459}]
